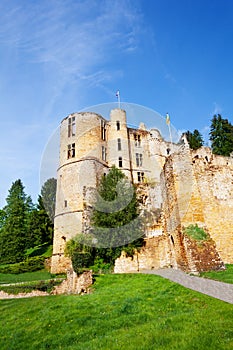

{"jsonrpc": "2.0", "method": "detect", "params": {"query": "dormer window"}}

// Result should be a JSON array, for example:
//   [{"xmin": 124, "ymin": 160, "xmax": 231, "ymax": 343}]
[{"xmin": 116, "ymin": 121, "xmax": 120, "ymax": 130}]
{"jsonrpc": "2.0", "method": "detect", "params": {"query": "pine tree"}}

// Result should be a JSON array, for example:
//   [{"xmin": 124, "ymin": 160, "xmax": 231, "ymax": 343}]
[
  {"xmin": 26, "ymin": 195, "xmax": 54, "ymax": 248},
  {"xmin": 91, "ymin": 166, "xmax": 144, "ymax": 264},
  {"xmin": 186, "ymin": 129, "xmax": 203, "ymax": 150},
  {"xmin": 209, "ymin": 114, "xmax": 233, "ymax": 156},
  {"xmin": 0, "ymin": 180, "xmax": 32, "ymax": 263},
  {"xmin": 41, "ymin": 178, "xmax": 57, "ymax": 222}
]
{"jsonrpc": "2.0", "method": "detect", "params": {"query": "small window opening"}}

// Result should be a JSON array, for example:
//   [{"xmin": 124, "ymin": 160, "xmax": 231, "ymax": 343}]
[
  {"xmin": 116, "ymin": 121, "xmax": 120, "ymax": 130},
  {"xmin": 68, "ymin": 116, "xmax": 76, "ymax": 137},
  {"xmin": 137, "ymin": 172, "xmax": 145, "ymax": 183},
  {"xmin": 136, "ymin": 153, "xmax": 143, "ymax": 167},
  {"xmin": 117, "ymin": 138, "xmax": 122, "ymax": 151},
  {"xmin": 118, "ymin": 156, "xmax": 123, "ymax": 167},
  {"xmin": 167, "ymin": 148, "xmax": 170, "ymax": 155},
  {"xmin": 171, "ymin": 235, "xmax": 174, "ymax": 245},
  {"xmin": 101, "ymin": 120, "xmax": 106, "ymax": 140},
  {"xmin": 64, "ymin": 200, "xmax": 67, "ymax": 207},
  {"xmin": 102, "ymin": 146, "xmax": 106, "ymax": 161},
  {"xmin": 67, "ymin": 143, "xmax": 75, "ymax": 159},
  {"xmin": 134, "ymin": 134, "xmax": 141, "ymax": 147}
]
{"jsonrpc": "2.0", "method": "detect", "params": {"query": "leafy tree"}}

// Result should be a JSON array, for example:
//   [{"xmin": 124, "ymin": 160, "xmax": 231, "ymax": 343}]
[
  {"xmin": 41, "ymin": 178, "xmax": 57, "ymax": 222},
  {"xmin": 0, "ymin": 180, "xmax": 33, "ymax": 263},
  {"xmin": 186, "ymin": 129, "xmax": 203, "ymax": 150},
  {"xmin": 209, "ymin": 114, "xmax": 233, "ymax": 156}
]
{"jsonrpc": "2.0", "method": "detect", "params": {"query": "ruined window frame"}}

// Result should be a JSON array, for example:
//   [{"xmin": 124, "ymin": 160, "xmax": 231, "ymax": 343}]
[
  {"xmin": 68, "ymin": 116, "xmax": 76, "ymax": 137},
  {"xmin": 67, "ymin": 143, "xmax": 75, "ymax": 159},
  {"xmin": 136, "ymin": 153, "xmax": 143, "ymax": 167},
  {"xmin": 134, "ymin": 134, "xmax": 141, "ymax": 147},
  {"xmin": 137, "ymin": 171, "xmax": 145, "ymax": 183}
]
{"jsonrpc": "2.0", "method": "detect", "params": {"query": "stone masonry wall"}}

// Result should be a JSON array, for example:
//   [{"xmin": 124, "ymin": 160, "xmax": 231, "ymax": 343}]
[{"xmin": 114, "ymin": 236, "xmax": 171, "ymax": 273}]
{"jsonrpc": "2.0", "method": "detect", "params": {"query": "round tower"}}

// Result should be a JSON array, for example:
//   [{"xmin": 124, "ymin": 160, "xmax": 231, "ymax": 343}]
[
  {"xmin": 51, "ymin": 112, "xmax": 108, "ymax": 273},
  {"xmin": 107, "ymin": 109, "xmax": 132, "ymax": 180}
]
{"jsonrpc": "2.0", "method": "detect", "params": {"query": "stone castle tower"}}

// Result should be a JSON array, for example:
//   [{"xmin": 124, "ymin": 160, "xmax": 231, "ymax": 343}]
[{"xmin": 51, "ymin": 109, "xmax": 233, "ymax": 274}]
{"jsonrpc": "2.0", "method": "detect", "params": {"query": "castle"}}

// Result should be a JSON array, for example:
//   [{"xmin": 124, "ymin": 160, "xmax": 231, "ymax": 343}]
[{"xmin": 51, "ymin": 108, "xmax": 233, "ymax": 274}]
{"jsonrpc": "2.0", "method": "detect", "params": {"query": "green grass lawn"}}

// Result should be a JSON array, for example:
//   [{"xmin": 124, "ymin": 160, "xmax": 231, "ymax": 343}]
[
  {"xmin": 0, "ymin": 273, "xmax": 232, "ymax": 350},
  {"xmin": 200, "ymin": 264, "xmax": 233, "ymax": 284},
  {"xmin": 0, "ymin": 269, "xmax": 61, "ymax": 285}
]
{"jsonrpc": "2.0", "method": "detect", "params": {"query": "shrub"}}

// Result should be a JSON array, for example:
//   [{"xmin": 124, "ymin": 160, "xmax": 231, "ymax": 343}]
[
  {"xmin": 89, "ymin": 258, "xmax": 113, "ymax": 274},
  {"xmin": 184, "ymin": 224, "xmax": 208, "ymax": 241},
  {"xmin": 71, "ymin": 251, "xmax": 94, "ymax": 275},
  {"xmin": 0, "ymin": 256, "xmax": 45, "ymax": 274}
]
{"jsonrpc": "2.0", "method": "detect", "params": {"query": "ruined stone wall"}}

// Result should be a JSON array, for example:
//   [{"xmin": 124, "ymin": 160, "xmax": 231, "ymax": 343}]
[
  {"xmin": 114, "ymin": 236, "xmax": 171, "ymax": 273},
  {"xmin": 190, "ymin": 149, "xmax": 233, "ymax": 263},
  {"xmin": 52, "ymin": 109, "xmax": 232, "ymax": 274},
  {"xmin": 162, "ymin": 147, "xmax": 232, "ymax": 270}
]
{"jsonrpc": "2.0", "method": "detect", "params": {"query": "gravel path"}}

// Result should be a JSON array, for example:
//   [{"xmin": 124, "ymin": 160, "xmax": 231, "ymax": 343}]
[{"xmin": 142, "ymin": 268, "xmax": 233, "ymax": 304}]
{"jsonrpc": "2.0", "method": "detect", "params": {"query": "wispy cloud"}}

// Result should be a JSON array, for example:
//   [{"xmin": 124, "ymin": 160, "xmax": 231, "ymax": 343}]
[
  {"xmin": 0, "ymin": 0, "xmax": 142, "ymax": 78},
  {"xmin": 0, "ymin": 0, "xmax": 143, "ymax": 119},
  {"xmin": 212, "ymin": 102, "xmax": 222, "ymax": 115}
]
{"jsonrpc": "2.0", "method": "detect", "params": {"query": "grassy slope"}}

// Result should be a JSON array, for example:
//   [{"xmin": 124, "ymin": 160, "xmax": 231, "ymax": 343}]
[
  {"xmin": 0, "ymin": 274, "xmax": 232, "ymax": 350},
  {"xmin": 0, "ymin": 270, "xmax": 55, "ymax": 284},
  {"xmin": 200, "ymin": 264, "xmax": 233, "ymax": 284}
]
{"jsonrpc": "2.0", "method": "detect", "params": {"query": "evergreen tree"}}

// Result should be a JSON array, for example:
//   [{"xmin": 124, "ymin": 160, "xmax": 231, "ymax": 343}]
[
  {"xmin": 26, "ymin": 195, "xmax": 54, "ymax": 248},
  {"xmin": 209, "ymin": 114, "xmax": 233, "ymax": 156},
  {"xmin": 186, "ymin": 129, "xmax": 203, "ymax": 150},
  {"xmin": 91, "ymin": 166, "xmax": 144, "ymax": 264},
  {"xmin": 0, "ymin": 180, "xmax": 32, "ymax": 263},
  {"xmin": 41, "ymin": 178, "xmax": 57, "ymax": 222}
]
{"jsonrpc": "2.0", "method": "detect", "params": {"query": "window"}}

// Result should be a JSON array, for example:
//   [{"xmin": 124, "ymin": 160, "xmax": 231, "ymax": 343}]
[
  {"xmin": 134, "ymin": 134, "xmax": 141, "ymax": 147},
  {"xmin": 102, "ymin": 146, "xmax": 106, "ymax": 161},
  {"xmin": 64, "ymin": 200, "xmax": 67, "ymax": 208},
  {"xmin": 136, "ymin": 153, "xmax": 143, "ymax": 167},
  {"xmin": 117, "ymin": 138, "xmax": 121, "ymax": 151},
  {"xmin": 101, "ymin": 120, "xmax": 106, "ymax": 140},
  {"xmin": 67, "ymin": 143, "xmax": 75, "ymax": 159},
  {"xmin": 137, "ymin": 172, "xmax": 145, "ymax": 183},
  {"xmin": 116, "ymin": 120, "xmax": 120, "ymax": 130},
  {"xmin": 118, "ymin": 157, "xmax": 122, "ymax": 168},
  {"xmin": 68, "ymin": 116, "xmax": 76, "ymax": 137}
]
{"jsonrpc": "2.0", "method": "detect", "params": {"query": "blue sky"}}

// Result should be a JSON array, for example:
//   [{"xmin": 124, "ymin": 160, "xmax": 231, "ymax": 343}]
[{"xmin": 1, "ymin": 0, "xmax": 233, "ymax": 207}]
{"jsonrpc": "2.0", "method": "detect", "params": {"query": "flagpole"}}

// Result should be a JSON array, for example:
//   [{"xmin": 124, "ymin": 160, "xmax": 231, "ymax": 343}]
[
  {"xmin": 116, "ymin": 90, "xmax": 120, "ymax": 109},
  {"xmin": 166, "ymin": 113, "xmax": 174, "ymax": 153}
]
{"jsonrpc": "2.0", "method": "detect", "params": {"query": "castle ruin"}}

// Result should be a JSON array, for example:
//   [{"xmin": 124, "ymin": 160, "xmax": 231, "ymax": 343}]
[{"xmin": 51, "ymin": 108, "xmax": 233, "ymax": 274}]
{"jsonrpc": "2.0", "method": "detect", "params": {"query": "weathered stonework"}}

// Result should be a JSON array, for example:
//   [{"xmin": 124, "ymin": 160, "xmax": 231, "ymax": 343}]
[
  {"xmin": 51, "ymin": 108, "xmax": 232, "ymax": 274},
  {"xmin": 52, "ymin": 270, "xmax": 93, "ymax": 295}
]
